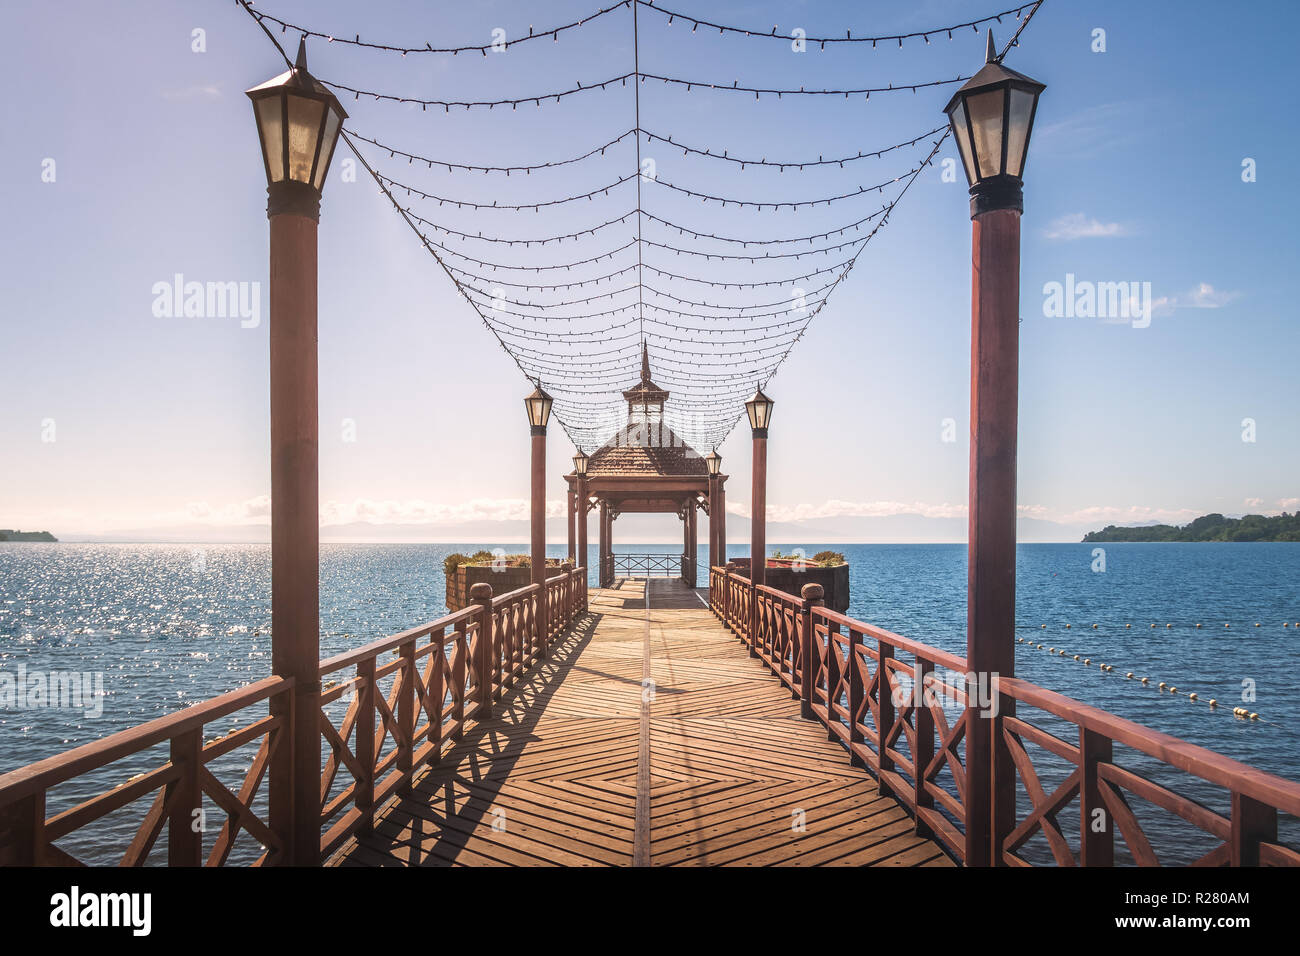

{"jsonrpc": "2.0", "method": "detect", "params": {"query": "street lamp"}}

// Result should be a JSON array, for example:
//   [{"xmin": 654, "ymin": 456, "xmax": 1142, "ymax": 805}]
[
  {"xmin": 946, "ymin": 32, "xmax": 1045, "ymax": 868},
  {"xmin": 745, "ymin": 389, "xmax": 773, "ymax": 598},
  {"xmin": 526, "ymin": 384, "xmax": 552, "ymax": 655},
  {"xmin": 944, "ymin": 31, "xmax": 1045, "ymax": 217},
  {"xmin": 524, "ymin": 384, "xmax": 553, "ymax": 433},
  {"xmin": 705, "ymin": 450, "xmax": 723, "ymax": 575},
  {"xmin": 247, "ymin": 38, "xmax": 346, "ymax": 867},
  {"xmin": 247, "ymin": 38, "xmax": 347, "ymax": 218},
  {"xmin": 745, "ymin": 388, "xmax": 775, "ymax": 436},
  {"xmin": 572, "ymin": 450, "xmax": 589, "ymax": 577}
]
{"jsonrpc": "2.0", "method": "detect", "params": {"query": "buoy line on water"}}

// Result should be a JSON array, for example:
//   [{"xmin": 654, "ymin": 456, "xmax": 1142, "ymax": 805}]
[{"xmin": 1014, "ymin": 631, "xmax": 1275, "ymax": 723}]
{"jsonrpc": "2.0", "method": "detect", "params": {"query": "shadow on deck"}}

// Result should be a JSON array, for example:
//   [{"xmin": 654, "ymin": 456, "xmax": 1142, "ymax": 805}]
[{"xmin": 331, "ymin": 578, "xmax": 952, "ymax": 867}]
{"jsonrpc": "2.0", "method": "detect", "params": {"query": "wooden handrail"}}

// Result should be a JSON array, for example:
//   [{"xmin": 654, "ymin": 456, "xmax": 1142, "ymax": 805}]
[
  {"xmin": 998, "ymin": 676, "xmax": 1300, "ymax": 817},
  {"xmin": 0, "ymin": 567, "xmax": 592, "ymax": 867},
  {"xmin": 706, "ymin": 566, "xmax": 1300, "ymax": 867},
  {"xmin": 0, "ymin": 674, "xmax": 292, "ymax": 805}
]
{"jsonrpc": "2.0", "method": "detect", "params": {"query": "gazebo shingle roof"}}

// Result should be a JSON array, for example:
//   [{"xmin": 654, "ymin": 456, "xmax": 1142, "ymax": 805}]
[{"xmin": 586, "ymin": 343, "xmax": 707, "ymax": 477}]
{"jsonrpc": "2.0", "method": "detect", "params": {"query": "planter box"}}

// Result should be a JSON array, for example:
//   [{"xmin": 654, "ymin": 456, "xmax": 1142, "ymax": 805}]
[
  {"xmin": 725, "ymin": 558, "xmax": 850, "ymax": 613},
  {"xmin": 447, "ymin": 564, "xmax": 568, "ymax": 612}
]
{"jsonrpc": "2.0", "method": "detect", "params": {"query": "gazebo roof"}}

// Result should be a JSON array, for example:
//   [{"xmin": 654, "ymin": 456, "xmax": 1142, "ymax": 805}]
[
  {"xmin": 586, "ymin": 343, "xmax": 707, "ymax": 477},
  {"xmin": 587, "ymin": 426, "xmax": 708, "ymax": 477}
]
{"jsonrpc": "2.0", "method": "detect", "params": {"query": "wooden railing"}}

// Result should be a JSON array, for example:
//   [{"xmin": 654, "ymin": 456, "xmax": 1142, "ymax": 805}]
[
  {"xmin": 0, "ymin": 566, "xmax": 588, "ymax": 867},
  {"xmin": 709, "ymin": 566, "xmax": 1300, "ymax": 867},
  {"xmin": 612, "ymin": 552, "xmax": 680, "ymax": 577}
]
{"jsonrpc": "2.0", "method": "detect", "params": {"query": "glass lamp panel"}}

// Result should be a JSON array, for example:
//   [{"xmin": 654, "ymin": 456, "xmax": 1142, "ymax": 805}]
[
  {"xmin": 255, "ymin": 95, "xmax": 286, "ymax": 182},
  {"xmin": 312, "ymin": 106, "xmax": 342, "ymax": 191},
  {"xmin": 965, "ymin": 89, "xmax": 1006, "ymax": 179},
  {"xmin": 946, "ymin": 101, "xmax": 978, "ymax": 185},
  {"xmin": 1004, "ymin": 88, "xmax": 1036, "ymax": 178},
  {"xmin": 286, "ymin": 95, "xmax": 325, "ymax": 184}
]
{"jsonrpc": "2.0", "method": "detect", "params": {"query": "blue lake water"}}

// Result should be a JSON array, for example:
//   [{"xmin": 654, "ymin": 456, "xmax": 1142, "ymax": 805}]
[{"xmin": 1, "ymin": 541, "xmax": 1297, "ymax": 864}]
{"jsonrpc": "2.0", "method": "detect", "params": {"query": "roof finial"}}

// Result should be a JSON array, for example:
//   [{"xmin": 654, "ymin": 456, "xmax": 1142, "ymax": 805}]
[
  {"xmin": 641, "ymin": 340, "xmax": 651, "ymax": 383},
  {"xmin": 985, "ymin": 29, "xmax": 996, "ymax": 64},
  {"xmin": 295, "ymin": 35, "xmax": 309, "ymax": 72}
]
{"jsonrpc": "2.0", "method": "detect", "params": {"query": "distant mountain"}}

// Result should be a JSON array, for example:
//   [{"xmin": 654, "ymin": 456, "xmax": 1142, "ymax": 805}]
[
  {"xmin": 0, "ymin": 529, "xmax": 57, "ymax": 542},
  {"xmin": 1083, "ymin": 512, "xmax": 1300, "ymax": 543}
]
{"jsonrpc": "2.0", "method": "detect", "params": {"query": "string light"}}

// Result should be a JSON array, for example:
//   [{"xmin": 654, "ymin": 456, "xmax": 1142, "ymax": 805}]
[{"xmin": 234, "ymin": 0, "xmax": 1046, "ymax": 450}]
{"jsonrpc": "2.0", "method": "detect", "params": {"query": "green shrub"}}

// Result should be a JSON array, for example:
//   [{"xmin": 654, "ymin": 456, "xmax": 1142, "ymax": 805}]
[{"xmin": 813, "ymin": 551, "xmax": 846, "ymax": 567}]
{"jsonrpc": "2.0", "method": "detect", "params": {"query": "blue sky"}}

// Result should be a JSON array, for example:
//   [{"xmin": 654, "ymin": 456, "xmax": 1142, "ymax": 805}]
[{"xmin": 1, "ymin": 0, "xmax": 1296, "ymax": 542}]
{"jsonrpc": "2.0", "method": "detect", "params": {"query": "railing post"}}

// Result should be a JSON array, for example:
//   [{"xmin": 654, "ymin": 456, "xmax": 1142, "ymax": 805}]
[
  {"xmin": 748, "ymin": 580, "xmax": 758, "ymax": 657},
  {"xmin": 913, "ymin": 660, "xmax": 935, "ymax": 838},
  {"xmin": 561, "ymin": 562, "xmax": 574, "ymax": 629},
  {"xmin": 355, "ymin": 657, "xmax": 376, "ymax": 835},
  {"xmin": 0, "ymin": 792, "xmax": 43, "ymax": 865},
  {"xmin": 398, "ymin": 639, "xmax": 416, "ymax": 797},
  {"xmin": 1079, "ymin": 728, "xmax": 1114, "ymax": 866},
  {"xmin": 1230, "ymin": 792, "xmax": 1277, "ymax": 867},
  {"xmin": 799, "ymin": 584, "xmax": 824, "ymax": 720},
  {"xmin": 167, "ymin": 727, "xmax": 203, "ymax": 866},
  {"xmin": 853, "ymin": 631, "xmax": 871, "ymax": 773}
]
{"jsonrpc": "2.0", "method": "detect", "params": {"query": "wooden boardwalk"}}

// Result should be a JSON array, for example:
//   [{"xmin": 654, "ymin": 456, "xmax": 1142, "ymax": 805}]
[{"xmin": 332, "ymin": 579, "xmax": 953, "ymax": 867}]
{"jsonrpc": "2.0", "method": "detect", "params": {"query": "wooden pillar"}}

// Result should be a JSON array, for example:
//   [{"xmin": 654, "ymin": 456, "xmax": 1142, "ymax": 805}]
[
  {"xmin": 268, "ymin": 201, "xmax": 322, "ymax": 867},
  {"xmin": 599, "ymin": 499, "xmax": 611, "ymax": 587},
  {"xmin": 751, "ymin": 433, "xmax": 768, "ymax": 590},
  {"xmin": 530, "ymin": 426, "xmax": 548, "ymax": 657},
  {"xmin": 965, "ymin": 207, "xmax": 1021, "ymax": 868},
  {"xmin": 707, "ymin": 475, "xmax": 719, "ymax": 573},
  {"xmin": 566, "ymin": 487, "xmax": 576, "ymax": 562},
  {"xmin": 680, "ymin": 500, "xmax": 690, "ymax": 584},
  {"xmin": 686, "ymin": 498, "xmax": 698, "ymax": 588},
  {"xmin": 718, "ymin": 478, "xmax": 727, "ymax": 566},
  {"xmin": 576, "ymin": 477, "xmax": 588, "ymax": 579}
]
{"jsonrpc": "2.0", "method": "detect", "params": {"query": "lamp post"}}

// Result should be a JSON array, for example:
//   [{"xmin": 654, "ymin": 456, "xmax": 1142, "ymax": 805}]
[
  {"xmin": 247, "ymin": 38, "xmax": 346, "ymax": 867},
  {"xmin": 705, "ymin": 450, "xmax": 722, "ymax": 575},
  {"xmin": 525, "ymin": 385, "xmax": 553, "ymax": 656},
  {"xmin": 745, "ymin": 390, "xmax": 774, "ymax": 592},
  {"xmin": 573, "ymin": 451, "xmax": 589, "ymax": 581},
  {"xmin": 944, "ymin": 31, "xmax": 1044, "ymax": 868}
]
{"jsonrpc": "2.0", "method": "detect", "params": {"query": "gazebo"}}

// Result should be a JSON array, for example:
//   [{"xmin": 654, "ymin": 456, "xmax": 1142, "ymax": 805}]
[{"xmin": 565, "ymin": 345, "xmax": 727, "ymax": 587}]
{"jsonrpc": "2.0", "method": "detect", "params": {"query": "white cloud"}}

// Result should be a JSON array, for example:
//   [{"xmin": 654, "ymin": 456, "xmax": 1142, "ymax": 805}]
[
  {"xmin": 1044, "ymin": 213, "xmax": 1127, "ymax": 241},
  {"xmin": 1151, "ymin": 282, "xmax": 1241, "ymax": 315}
]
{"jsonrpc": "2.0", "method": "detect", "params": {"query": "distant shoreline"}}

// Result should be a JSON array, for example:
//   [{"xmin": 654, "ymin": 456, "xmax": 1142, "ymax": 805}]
[
  {"xmin": 0, "ymin": 530, "xmax": 57, "ymax": 542},
  {"xmin": 1083, "ymin": 512, "xmax": 1299, "ymax": 543}
]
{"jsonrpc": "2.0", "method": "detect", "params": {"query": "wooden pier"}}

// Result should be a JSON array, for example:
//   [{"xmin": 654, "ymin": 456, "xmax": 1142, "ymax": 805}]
[{"xmin": 332, "ymin": 579, "xmax": 950, "ymax": 867}]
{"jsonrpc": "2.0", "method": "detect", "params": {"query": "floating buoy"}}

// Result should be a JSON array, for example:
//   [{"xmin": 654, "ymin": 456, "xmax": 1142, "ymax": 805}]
[
  {"xmin": 1167, "ymin": 624, "xmax": 1173, "ymax": 628},
  {"xmin": 1083, "ymin": 658, "xmax": 1092, "ymax": 666},
  {"xmin": 1250, "ymin": 712, "xmax": 1260, "ymax": 720},
  {"xmin": 1158, "ymin": 681, "xmax": 1167, "ymax": 690},
  {"xmin": 1196, "ymin": 623, "xmax": 1202, "ymax": 629},
  {"xmin": 1225, "ymin": 623, "xmax": 1230, "ymax": 629},
  {"xmin": 1072, "ymin": 654, "xmax": 1080, "ymax": 661},
  {"xmin": 1208, "ymin": 698, "xmax": 1217, "ymax": 707},
  {"xmin": 1169, "ymin": 686, "xmax": 1177, "ymax": 694},
  {"xmin": 1091, "ymin": 624, "xmax": 1098, "ymax": 629},
  {"xmin": 1189, "ymin": 692, "xmax": 1198, "ymax": 701},
  {"xmin": 1141, "ymin": 677, "xmax": 1150, "ymax": 684},
  {"xmin": 1255, "ymin": 623, "xmax": 1261, "ymax": 627},
  {"xmin": 1125, "ymin": 672, "xmax": 1134, "ymax": 679},
  {"xmin": 1126, "ymin": 624, "xmax": 1131, "ymax": 629},
  {"xmin": 1066, "ymin": 624, "xmax": 1072, "ymax": 629},
  {"xmin": 1150, "ymin": 623, "xmax": 1156, "ymax": 628},
  {"xmin": 1041, "ymin": 624, "xmax": 1047, "ymax": 629}
]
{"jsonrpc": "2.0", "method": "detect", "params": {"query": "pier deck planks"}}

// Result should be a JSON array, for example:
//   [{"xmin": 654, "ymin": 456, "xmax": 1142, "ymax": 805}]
[{"xmin": 332, "ymin": 578, "xmax": 952, "ymax": 867}]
